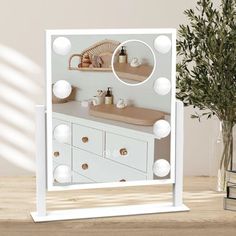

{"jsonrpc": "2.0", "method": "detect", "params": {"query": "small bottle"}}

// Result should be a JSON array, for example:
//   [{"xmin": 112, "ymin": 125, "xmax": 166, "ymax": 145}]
[
  {"xmin": 104, "ymin": 87, "xmax": 113, "ymax": 105},
  {"xmin": 118, "ymin": 46, "xmax": 127, "ymax": 63}
]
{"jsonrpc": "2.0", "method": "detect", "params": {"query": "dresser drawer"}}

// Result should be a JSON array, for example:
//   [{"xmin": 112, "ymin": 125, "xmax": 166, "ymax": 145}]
[
  {"xmin": 72, "ymin": 172, "xmax": 94, "ymax": 184},
  {"xmin": 72, "ymin": 124, "xmax": 104, "ymax": 156},
  {"xmin": 52, "ymin": 118, "xmax": 71, "ymax": 145},
  {"xmin": 52, "ymin": 141, "xmax": 71, "ymax": 167},
  {"xmin": 73, "ymin": 148, "xmax": 146, "ymax": 183},
  {"xmin": 105, "ymin": 132, "xmax": 147, "ymax": 172}
]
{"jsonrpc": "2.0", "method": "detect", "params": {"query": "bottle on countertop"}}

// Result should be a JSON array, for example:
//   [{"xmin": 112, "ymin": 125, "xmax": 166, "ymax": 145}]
[
  {"xmin": 104, "ymin": 87, "xmax": 113, "ymax": 105},
  {"xmin": 118, "ymin": 46, "xmax": 127, "ymax": 63}
]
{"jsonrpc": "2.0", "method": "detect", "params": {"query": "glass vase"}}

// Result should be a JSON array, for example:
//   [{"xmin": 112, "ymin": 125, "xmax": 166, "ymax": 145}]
[{"xmin": 210, "ymin": 120, "xmax": 236, "ymax": 192}]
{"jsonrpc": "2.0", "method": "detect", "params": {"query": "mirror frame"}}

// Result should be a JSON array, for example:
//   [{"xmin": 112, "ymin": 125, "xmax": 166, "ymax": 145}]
[{"xmin": 46, "ymin": 29, "xmax": 176, "ymax": 191}]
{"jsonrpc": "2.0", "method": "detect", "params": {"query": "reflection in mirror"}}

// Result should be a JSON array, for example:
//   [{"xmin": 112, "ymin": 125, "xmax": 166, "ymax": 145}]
[
  {"xmin": 68, "ymin": 39, "xmax": 120, "ymax": 71},
  {"xmin": 49, "ymin": 31, "xmax": 174, "ymax": 189},
  {"xmin": 112, "ymin": 40, "xmax": 155, "ymax": 85}
]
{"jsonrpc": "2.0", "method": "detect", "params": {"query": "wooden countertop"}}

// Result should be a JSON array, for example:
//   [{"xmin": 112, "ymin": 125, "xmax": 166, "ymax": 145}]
[
  {"xmin": 53, "ymin": 101, "xmax": 167, "ymax": 137},
  {"xmin": 89, "ymin": 104, "xmax": 165, "ymax": 126},
  {"xmin": 113, "ymin": 63, "xmax": 153, "ymax": 82},
  {"xmin": 0, "ymin": 176, "xmax": 234, "ymax": 236}
]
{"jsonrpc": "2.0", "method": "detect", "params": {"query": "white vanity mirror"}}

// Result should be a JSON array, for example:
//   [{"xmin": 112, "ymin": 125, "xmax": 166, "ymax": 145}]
[
  {"xmin": 30, "ymin": 28, "xmax": 189, "ymax": 222},
  {"xmin": 46, "ymin": 29, "xmax": 175, "ymax": 190}
]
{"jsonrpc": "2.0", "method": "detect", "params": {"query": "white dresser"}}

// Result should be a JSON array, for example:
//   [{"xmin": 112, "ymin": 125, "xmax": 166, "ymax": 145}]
[{"xmin": 52, "ymin": 101, "xmax": 169, "ymax": 185}]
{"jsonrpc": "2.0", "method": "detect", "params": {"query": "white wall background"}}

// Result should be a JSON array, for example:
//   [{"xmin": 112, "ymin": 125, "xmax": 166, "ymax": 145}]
[{"xmin": 0, "ymin": 0, "xmax": 220, "ymax": 176}]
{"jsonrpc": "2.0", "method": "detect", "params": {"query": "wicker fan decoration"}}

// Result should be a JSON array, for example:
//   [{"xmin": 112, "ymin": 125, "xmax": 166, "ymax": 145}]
[{"xmin": 68, "ymin": 39, "xmax": 120, "ymax": 71}]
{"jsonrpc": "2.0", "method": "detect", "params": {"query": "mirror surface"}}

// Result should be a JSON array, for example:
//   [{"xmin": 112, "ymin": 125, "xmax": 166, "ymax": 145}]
[{"xmin": 47, "ymin": 30, "xmax": 174, "ymax": 189}]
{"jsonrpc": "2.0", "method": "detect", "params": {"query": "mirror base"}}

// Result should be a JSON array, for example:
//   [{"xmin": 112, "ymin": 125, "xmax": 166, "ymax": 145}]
[{"xmin": 31, "ymin": 203, "xmax": 189, "ymax": 222}]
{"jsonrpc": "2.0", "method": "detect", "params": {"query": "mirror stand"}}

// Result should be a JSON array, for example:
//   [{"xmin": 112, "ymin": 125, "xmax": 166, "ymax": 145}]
[{"xmin": 30, "ymin": 101, "xmax": 189, "ymax": 222}]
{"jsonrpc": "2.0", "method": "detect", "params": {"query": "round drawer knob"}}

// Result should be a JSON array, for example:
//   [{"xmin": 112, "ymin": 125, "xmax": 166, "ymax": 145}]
[
  {"xmin": 53, "ymin": 151, "xmax": 60, "ymax": 157},
  {"xmin": 82, "ymin": 136, "xmax": 89, "ymax": 143},
  {"xmin": 120, "ymin": 179, "xmax": 126, "ymax": 182},
  {"xmin": 120, "ymin": 148, "xmax": 128, "ymax": 156},
  {"xmin": 82, "ymin": 163, "xmax": 88, "ymax": 170}
]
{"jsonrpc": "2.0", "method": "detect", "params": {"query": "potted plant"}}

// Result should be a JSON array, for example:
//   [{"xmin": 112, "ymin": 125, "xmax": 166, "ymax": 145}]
[{"xmin": 176, "ymin": 0, "xmax": 236, "ymax": 190}]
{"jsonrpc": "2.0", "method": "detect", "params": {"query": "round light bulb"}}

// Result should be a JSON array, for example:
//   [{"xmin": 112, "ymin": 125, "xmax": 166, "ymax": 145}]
[
  {"xmin": 154, "ymin": 77, "xmax": 171, "ymax": 95},
  {"xmin": 53, "ymin": 37, "xmax": 71, "ymax": 55},
  {"xmin": 154, "ymin": 35, "xmax": 172, "ymax": 54},
  {"xmin": 53, "ymin": 124, "xmax": 70, "ymax": 143},
  {"xmin": 153, "ymin": 120, "xmax": 171, "ymax": 139},
  {"xmin": 54, "ymin": 165, "xmax": 71, "ymax": 183},
  {"xmin": 153, "ymin": 159, "xmax": 170, "ymax": 177},
  {"xmin": 53, "ymin": 80, "xmax": 72, "ymax": 99}
]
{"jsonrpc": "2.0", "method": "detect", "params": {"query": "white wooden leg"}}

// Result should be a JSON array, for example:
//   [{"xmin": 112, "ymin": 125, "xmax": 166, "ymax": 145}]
[
  {"xmin": 31, "ymin": 105, "xmax": 47, "ymax": 220},
  {"xmin": 173, "ymin": 101, "xmax": 184, "ymax": 206}
]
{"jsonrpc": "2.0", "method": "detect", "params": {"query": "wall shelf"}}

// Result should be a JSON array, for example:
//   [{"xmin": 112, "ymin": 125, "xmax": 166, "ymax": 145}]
[
  {"xmin": 68, "ymin": 67, "xmax": 112, "ymax": 72},
  {"xmin": 113, "ymin": 63, "xmax": 153, "ymax": 82},
  {"xmin": 68, "ymin": 39, "xmax": 120, "ymax": 72}
]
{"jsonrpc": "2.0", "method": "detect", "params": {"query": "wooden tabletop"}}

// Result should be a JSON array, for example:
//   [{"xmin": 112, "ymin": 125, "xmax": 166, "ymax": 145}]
[
  {"xmin": 89, "ymin": 104, "xmax": 165, "ymax": 126},
  {"xmin": 53, "ymin": 101, "xmax": 163, "ymax": 136},
  {"xmin": 0, "ymin": 176, "xmax": 235, "ymax": 236}
]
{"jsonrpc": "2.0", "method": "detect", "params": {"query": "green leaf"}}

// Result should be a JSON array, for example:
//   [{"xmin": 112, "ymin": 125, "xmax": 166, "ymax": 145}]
[{"xmin": 176, "ymin": 0, "xmax": 236, "ymax": 125}]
